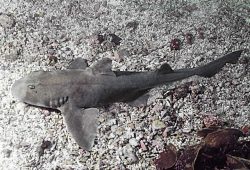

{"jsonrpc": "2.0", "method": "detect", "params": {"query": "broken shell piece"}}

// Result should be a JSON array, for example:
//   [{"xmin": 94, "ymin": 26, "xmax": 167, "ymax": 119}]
[
  {"xmin": 152, "ymin": 120, "xmax": 166, "ymax": 130},
  {"xmin": 185, "ymin": 33, "xmax": 193, "ymax": 45},
  {"xmin": 170, "ymin": 38, "xmax": 181, "ymax": 50},
  {"xmin": 203, "ymin": 115, "xmax": 220, "ymax": 128},
  {"xmin": 0, "ymin": 14, "xmax": 15, "ymax": 28},
  {"xmin": 204, "ymin": 128, "xmax": 243, "ymax": 148},
  {"xmin": 241, "ymin": 125, "xmax": 250, "ymax": 135},
  {"xmin": 129, "ymin": 138, "xmax": 138, "ymax": 147},
  {"xmin": 226, "ymin": 154, "xmax": 250, "ymax": 169},
  {"xmin": 197, "ymin": 126, "xmax": 220, "ymax": 138},
  {"xmin": 177, "ymin": 144, "xmax": 202, "ymax": 170},
  {"xmin": 197, "ymin": 27, "xmax": 205, "ymax": 39},
  {"xmin": 154, "ymin": 144, "xmax": 177, "ymax": 169},
  {"xmin": 140, "ymin": 140, "xmax": 148, "ymax": 151}
]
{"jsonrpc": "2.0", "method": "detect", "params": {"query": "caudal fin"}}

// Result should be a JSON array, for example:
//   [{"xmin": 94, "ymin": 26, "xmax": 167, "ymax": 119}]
[{"xmin": 194, "ymin": 50, "xmax": 243, "ymax": 78}]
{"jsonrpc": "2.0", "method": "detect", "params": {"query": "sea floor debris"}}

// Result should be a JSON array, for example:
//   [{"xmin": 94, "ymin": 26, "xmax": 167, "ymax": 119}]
[{"xmin": 155, "ymin": 127, "xmax": 250, "ymax": 170}]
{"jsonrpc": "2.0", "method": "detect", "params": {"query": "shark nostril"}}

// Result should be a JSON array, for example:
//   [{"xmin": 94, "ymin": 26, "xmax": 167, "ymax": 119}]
[
  {"xmin": 11, "ymin": 81, "xmax": 24, "ymax": 100},
  {"xmin": 63, "ymin": 96, "xmax": 69, "ymax": 103},
  {"xmin": 54, "ymin": 99, "xmax": 58, "ymax": 107},
  {"xmin": 49, "ymin": 100, "xmax": 53, "ymax": 107},
  {"xmin": 59, "ymin": 97, "xmax": 64, "ymax": 105},
  {"xmin": 28, "ymin": 85, "xmax": 35, "ymax": 89}
]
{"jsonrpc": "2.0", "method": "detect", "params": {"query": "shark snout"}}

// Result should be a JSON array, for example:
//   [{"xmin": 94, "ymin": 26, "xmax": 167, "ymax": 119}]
[{"xmin": 11, "ymin": 78, "xmax": 27, "ymax": 101}]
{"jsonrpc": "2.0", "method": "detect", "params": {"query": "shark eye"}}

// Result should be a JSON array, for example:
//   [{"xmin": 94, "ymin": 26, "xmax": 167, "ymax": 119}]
[{"xmin": 28, "ymin": 85, "xmax": 35, "ymax": 89}]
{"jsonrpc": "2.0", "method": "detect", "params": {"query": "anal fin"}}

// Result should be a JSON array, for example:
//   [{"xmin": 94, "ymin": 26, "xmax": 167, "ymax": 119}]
[
  {"xmin": 62, "ymin": 105, "xmax": 99, "ymax": 151},
  {"xmin": 122, "ymin": 89, "xmax": 150, "ymax": 107}
]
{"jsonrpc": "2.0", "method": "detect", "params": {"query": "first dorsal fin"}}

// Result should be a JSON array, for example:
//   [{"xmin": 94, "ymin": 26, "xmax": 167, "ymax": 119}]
[
  {"xmin": 91, "ymin": 58, "xmax": 115, "ymax": 76},
  {"xmin": 157, "ymin": 63, "xmax": 174, "ymax": 74},
  {"xmin": 68, "ymin": 58, "xmax": 88, "ymax": 70}
]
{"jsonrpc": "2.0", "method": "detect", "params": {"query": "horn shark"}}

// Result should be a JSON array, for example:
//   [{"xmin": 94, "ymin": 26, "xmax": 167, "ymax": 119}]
[{"xmin": 11, "ymin": 50, "xmax": 243, "ymax": 150}]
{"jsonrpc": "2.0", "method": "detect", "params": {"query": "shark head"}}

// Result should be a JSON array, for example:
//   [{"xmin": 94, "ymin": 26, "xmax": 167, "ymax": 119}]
[{"xmin": 11, "ymin": 71, "xmax": 53, "ymax": 107}]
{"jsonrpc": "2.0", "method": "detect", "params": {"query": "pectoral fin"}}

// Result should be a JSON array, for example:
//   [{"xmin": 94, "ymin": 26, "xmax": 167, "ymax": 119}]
[{"xmin": 62, "ymin": 105, "xmax": 99, "ymax": 151}]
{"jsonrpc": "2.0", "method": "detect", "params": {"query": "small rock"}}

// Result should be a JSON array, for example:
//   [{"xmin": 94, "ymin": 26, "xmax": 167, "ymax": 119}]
[
  {"xmin": 160, "ymin": 110, "xmax": 167, "ymax": 118},
  {"xmin": 88, "ymin": 33, "xmax": 105, "ymax": 45},
  {"xmin": 111, "ymin": 125, "xmax": 118, "ymax": 132},
  {"xmin": 129, "ymin": 138, "xmax": 138, "ymax": 147},
  {"xmin": 113, "ymin": 51, "xmax": 122, "ymax": 61},
  {"xmin": 116, "ymin": 49, "xmax": 130, "ymax": 60},
  {"xmin": 0, "ymin": 14, "xmax": 15, "ymax": 28},
  {"xmin": 165, "ymin": 99, "xmax": 172, "ymax": 107},
  {"xmin": 185, "ymin": 33, "xmax": 193, "ymax": 45},
  {"xmin": 93, "ymin": 2, "xmax": 101, "ymax": 11},
  {"xmin": 122, "ymin": 144, "xmax": 133, "ymax": 155},
  {"xmin": 127, "ymin": 123, "xmax": 135, "ymax": 129},
  {"xmin": 152, "ymin": 103, "xmax": 164, "ymax": 113},
  {"xmin": 107, "ymin": 33, "xmax": 122, "ymax": 45},
  {"xmin": 182, "ymin": 127, "xmax": 192, "ymax": 133},
  {"xmin": 108, "ymin": 119, "xmax": 117, "ymax": 125},
  {"xmin": 163, "ymin": 127, "xmax": 172, "ymax": 137},
  {"xmin": 135, "ymin": 132, "xmax": 144, "ymax": 140},
  {"xmin": 203, "ymin": 115, "xmax": 220, "ymax": 128},
  {"xmin": 197, "ymin": 27, "xmax": 205, "ymax": 39},
  {"xmin": 108, "ymin": 143, "xmax": 115, "ymax": 150},
  {"xmin": 154, "ymin": 144, "xmax": 177, "ymax": 169},
  {"xmin": 3, "ymin": 52, "xmax": 19, "ymax": 61},
  {"xmin": 122, "ymin": 144, "xmax": 138, "ymax": 164},
  {"xmin": 2, "ymin": 149, "xmax": 12, "ymax": 158},
  {"xmin": 127, "ymin": 152, "xmax": 138, "ymax": 164},
  {"xmin": 109, "ymin": 133, "xmax": 116, "ymax": 139},
  {"xmin": 147, "ymin": 92, "xmax": 163, "ymax": 105},
  {"xmin": 126, "ymin": 21, "xmax": 139, "ymax": 30},
  {"xmin": 48, "ymin": 55, "xmax": 58, "ymax": 65},
  {"xmin": 41, "ymin": 109, "xmax": 51, "ymax": 117},
  {"xmin": 99, "ymin": 116, "xmax": 105, "ymax": 123},
  {"xmin": 171, "ymin": 83, "xmax": 191, "ymax": 100},
  {"xmin": 102, "ymin": 0, "xmax": 107, "ymax": 7},
  {"xmin": 152, "ymin": 139, "xmax": 164, "ymax": 149},
  {"xmin": 152, "ymin": 120, "xmax": 166, "ymax": 130},
  {"xmin": 242, "ymin": 125, "xmax": 250, "ymax": 135},
  {"xmin": 170, "ymin": 38, "xmax": 181, "ymax": 50},
  {"xmin": 37, "ymin": 140, "xmax": 52, "ymax": 157},
  {"xmin": 204, "ymin": 128, "xmax": 243, "ymax": 148},
  {"xmin": 116, "ymin": 127, "xmax": 124, "ymax": 136},
  {"xmin": 140, "ymin": 140, "xmax": 148, "ymax": 151}
]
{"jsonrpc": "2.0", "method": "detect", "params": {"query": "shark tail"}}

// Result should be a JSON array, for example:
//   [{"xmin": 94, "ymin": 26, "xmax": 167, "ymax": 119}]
[
  {"xmin": 145, "ymin": 50, "xmax": 243, "ymax": 89},
  {"xmin": 193, "ymin": 50, "xmax": 243, "ymax": 78}
]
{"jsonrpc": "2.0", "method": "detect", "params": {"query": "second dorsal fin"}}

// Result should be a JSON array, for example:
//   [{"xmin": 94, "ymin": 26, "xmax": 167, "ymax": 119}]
[
  {"xmin": 91, "ymin": 58, "xmax": 115, "ymax": 76},
  {"xmin": 157, "ymin": 63, "xmax": 174, "ymax": 74},
  {"xmin": 68, "ymin": 58, "xmax": 88, "ymax": 70}
]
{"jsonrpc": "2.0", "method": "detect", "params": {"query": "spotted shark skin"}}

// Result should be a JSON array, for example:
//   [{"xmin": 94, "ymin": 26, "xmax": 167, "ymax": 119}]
[{"xmin": 11, "ymin": 50, "xmax": 243, "ymax": 150}]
